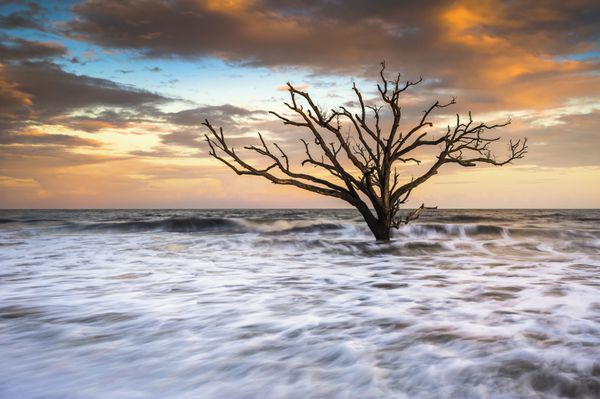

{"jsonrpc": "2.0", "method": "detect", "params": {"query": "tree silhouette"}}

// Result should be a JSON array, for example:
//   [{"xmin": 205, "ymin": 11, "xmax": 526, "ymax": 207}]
[{"xmin": 203, "ymin": 63, "xmax": 527, "ymax": 241}]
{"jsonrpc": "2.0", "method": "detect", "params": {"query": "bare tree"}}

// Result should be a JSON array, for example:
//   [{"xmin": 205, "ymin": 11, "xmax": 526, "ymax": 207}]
[{"xmin": 203, "ymin": 63, "xmax": 527, "ymax": 241}]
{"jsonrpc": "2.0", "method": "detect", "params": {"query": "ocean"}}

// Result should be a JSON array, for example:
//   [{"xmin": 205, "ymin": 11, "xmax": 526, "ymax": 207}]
[{"xmin": 1, "ymin": 209, "xmax": 599, "ymax": 398}]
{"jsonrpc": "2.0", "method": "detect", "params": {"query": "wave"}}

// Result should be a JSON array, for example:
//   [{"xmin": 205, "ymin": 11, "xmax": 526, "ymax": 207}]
[
  {"xmin": 396, "ymin": 223, "xmax": 507, "ymax": 239},
  {"xmin": 15, "ymin": 216, "xmax": 597, "ymax": 247},
  {"xmin": 72, "ymin": 217, "xmax": 509, "ymax": 239},
  {"xmin": 430, "ymin": 215, "xmax": 506, "ymax": 223},
  {"xmin": 573, "ymin": 216, "xmax": 600, "ymax": 222},
  {"xmin": 274, "ymin": 222, "xmax": 348, "ymax": 235},
  {"xmin": 0, "ymin": 218, "xmax": 66, "ymax": 224},
  {"xmin": 73, "ymin": 217, "xmax": 247, "ymax": 233},
  {"xmin": 65, "ymin": 217, "xmax": 352, "ymax": 236}
]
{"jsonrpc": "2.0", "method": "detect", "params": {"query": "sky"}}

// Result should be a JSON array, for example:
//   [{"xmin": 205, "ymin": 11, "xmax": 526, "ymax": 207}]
[{"xmin": 0, "ymin": 0, "xmax": 599, "ymax": 209}]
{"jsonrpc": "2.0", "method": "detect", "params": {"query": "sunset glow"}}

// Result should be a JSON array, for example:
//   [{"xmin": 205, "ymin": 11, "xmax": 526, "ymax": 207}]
[{"xmin": 1, "ymin": 0, "xmax": 598, "ymax": 208}]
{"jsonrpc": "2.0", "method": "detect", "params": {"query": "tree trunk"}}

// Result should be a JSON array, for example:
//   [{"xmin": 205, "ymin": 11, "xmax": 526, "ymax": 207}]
[
  {"xmin": 372, "ymin": 223, "xmax": 391, "ymax": 241},
  {"xmin": 365, "ymin": 217, "xmax": 391, "ymax": 241},
  {"xmin": 353, "ymin": 202, "xmax": 391, "ymax": 241}
]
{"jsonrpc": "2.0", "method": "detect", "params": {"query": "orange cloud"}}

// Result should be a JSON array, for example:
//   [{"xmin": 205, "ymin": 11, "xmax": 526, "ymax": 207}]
[
  {"xmin": 204, "ymin": 0, "xmax": 254, "ymax": 14},
  {"xmin": 0, "ymin": 78, "xmax": 32, "ymax": 107}
]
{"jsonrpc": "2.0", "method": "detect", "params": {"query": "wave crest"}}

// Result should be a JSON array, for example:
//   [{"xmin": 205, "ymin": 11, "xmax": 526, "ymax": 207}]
[
  {"xmin": 396, "ymin": 223, "xmax": 507, "ymax": 239},
  {"xmin": 70, "ymin": 217, "xmax": 352, "ymax": 235},
  {"xmin": 76, "ymin": 217, "xmax": 245, "ymax": 233},
  {"xmin": 55, "ymin": 216, "xmax": 598, "ymax": 248}
]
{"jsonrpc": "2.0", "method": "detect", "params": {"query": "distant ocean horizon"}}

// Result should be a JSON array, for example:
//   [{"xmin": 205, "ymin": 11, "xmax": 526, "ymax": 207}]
[
  {"xmin": 2, "ymin": 207, "xmax": 599, "ymax": 210},
  {"xmin": 1, "ymin": 209, "xmax": 599, "ymax": 397}
]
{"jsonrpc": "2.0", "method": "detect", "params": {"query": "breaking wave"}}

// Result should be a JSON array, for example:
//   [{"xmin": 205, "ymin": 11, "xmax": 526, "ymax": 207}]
[
  {"xmin": 1, "ymin": 209, "xmax": 599, "ymax": 398},
  {"xmin": 73, "ymin": 217, "xmax": 246, "ymax": 233},
  {"xmin": 66, "ymin": 217, "xmax": 504, "ymax": 238},
  {"xmin": 50, "ymin": 217, "xmax": 600, "ymax": 246},
  {"xmin": 62, "ymin": 217, "xmax": 352, "ymax": 235}
]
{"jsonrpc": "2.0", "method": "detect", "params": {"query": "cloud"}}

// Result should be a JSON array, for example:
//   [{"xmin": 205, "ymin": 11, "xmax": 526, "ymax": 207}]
[
  {"xmin": 6, "ymin": 61, "xmax": 166, "ymax": 116},
  {"xmin": 515, "ymin": 110, "xmax": 600, "ymax": 168},
  {"xmin": 0, "ymin": 145, "xmax": 127, "ymax": 170},
  {"xmin": 0, "ymin": 1, "xmax": 46, "ymax": 31},
  {"xmin": 0, "ymin": 68, "xmax": 32, "ymax": 109},
  {"xmin": 168, "ymin": 104, "xmax": 263, "ymax": 127},
  {"xmin": 0, "ymin": 35, "xmax": 266, "ymax": 141},
  {"xmin": 0, "ymin": 129, "xmax": 102, "ymax": 147},
  {"xmin": 277, "ymin": 83, "xmax": 309, "ymax": 92},
  {"xmin": 0, "ymin": 51, "xmax": 169, "ymax": 135},
  {"xmin": 66, "ymin": 0, "xmax": 433, "ymax": 68},
  {"xmin": 53, "ymin": 109, "xmax": 145, "ymax": 132},
  {"xmin": 64, "ymin": 0, "xmax": 600, "ymax": 112},
  {"xmin": 0, "ymin": 37, "xmax": 66, "ymax": 61},
  {"xmin": 124, "ymin": 104, "xmax": 266, "ymax": 158},
  {"xmin": 161, "ymin": 130, "xmax": 204, "ymax": 147},
  {"xmin": 0, "ymin": 34, "xmax": 265, "ymax": 161},
  {"xmin": 67, "ymin": 1, "xmax": 599, "ymax": 67}
]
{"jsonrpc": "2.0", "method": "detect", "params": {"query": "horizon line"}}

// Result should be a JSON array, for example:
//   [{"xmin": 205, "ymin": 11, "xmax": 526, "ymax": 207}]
[{"xmin": 1, "ymin": 207, "xmax": 599, "ymax": 211}]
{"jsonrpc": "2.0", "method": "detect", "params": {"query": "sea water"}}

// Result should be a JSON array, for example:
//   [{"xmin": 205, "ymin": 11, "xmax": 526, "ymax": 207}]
[{"xmin": 0, "ymin": 209, "xmax": 599, "ymax": 398}]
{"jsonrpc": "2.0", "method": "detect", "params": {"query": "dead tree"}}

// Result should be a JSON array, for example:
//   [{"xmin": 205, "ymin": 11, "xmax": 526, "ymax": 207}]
[{"xmin": 203, "ymin": 62, "xmax": 527, "ymax": 241}]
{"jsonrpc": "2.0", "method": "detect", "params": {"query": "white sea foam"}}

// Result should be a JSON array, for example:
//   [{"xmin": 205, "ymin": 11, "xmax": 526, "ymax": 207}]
[{"xmin": 0, "ymin": 209, "xmax": 599, "ymax": 398}]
